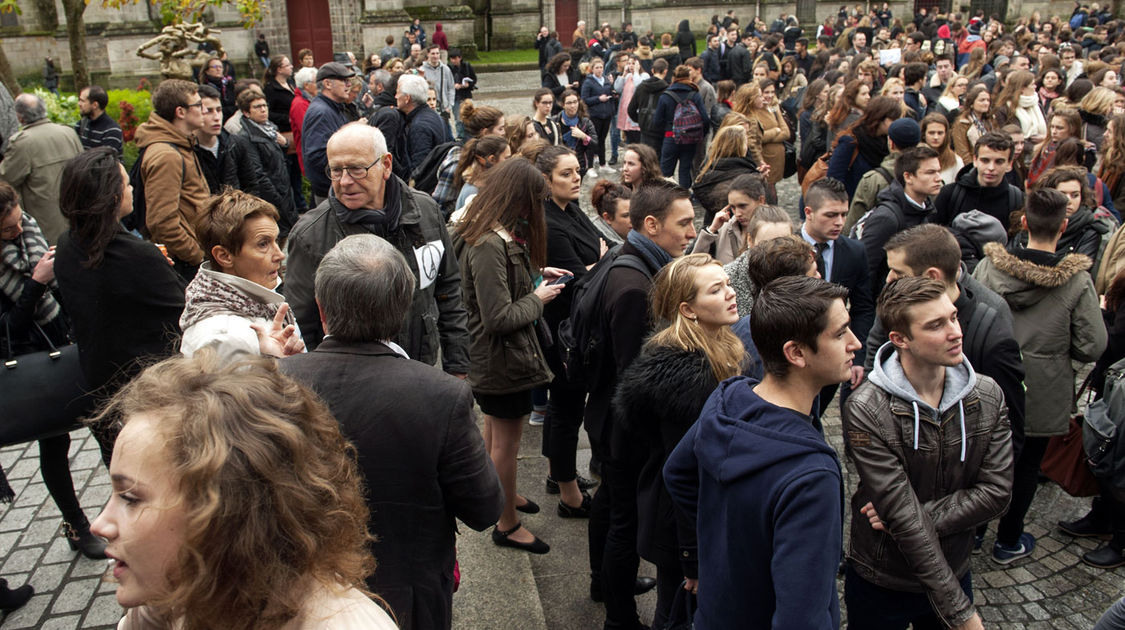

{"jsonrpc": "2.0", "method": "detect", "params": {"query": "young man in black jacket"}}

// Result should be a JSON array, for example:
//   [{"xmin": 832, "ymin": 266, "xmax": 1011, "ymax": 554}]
[
  {"xmin": 588, "ymin": 180, "xmax": 696, "ymax": 630},
  {"xmin": 626, "ymin": 59, "xmax": 669, "ymax": 154},
  {"xmin": 933, "ymin": 132, "xmax": 1024, "ymax": 229}
]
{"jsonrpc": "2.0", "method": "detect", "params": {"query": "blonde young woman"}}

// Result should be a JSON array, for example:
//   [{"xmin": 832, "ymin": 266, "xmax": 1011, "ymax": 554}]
[
  {"xmin": 1079, "ymin": 86, "xmax": 1116, "ymax": 153},
  {"xmin": 614, "ymin": 253, "xmax": 743, "ymax": 628},
  {"xmin": 994, "ymin": 69, "xmax": 1047, "ymax": 144},
  {"xmin": 935, "ymin": 75, "xmax": 970, "ymax": 121}
]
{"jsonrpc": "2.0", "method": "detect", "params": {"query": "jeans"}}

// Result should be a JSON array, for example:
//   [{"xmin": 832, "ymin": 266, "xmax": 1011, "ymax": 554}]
[
  {"xmin": 660, "ymin": 137, "xmax": 697, "ymax": 189},
  {"xmin": 996, "ymin": 436, "xmax": 1050, "ymax": 545},
  {"xmin": 844, "ymin": 565, "xmax": 973, "ymax": 630},
  {"xmin": 1096, "ymin": 595, "xmax": 1125, "ymax": 630},
  {"xmin": 609, "ymin": 115, "xmax": 620, "ymax": 160}
]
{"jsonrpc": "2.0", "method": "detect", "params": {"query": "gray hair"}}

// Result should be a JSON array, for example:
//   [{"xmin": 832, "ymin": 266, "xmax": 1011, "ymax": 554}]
[
  {"xmin": 397, "ymin": 73, "xmax": 428, "ymax": 105},
  {"xmin": 370, "ymin": 69, "xmax": 393, "ymax": 91},
  {"xmin": 294, "ymin": 67, "xmax": 318, "ymax": 90},
  {"xmin": 314, "ymin": 234, "xmax": 415, "ymax": 343},
  {"xmin": 14, "ymin": 94, "xmax": 46, "ymax": 125},
  {"xmin": 327, "ymin": 122, "xmax": 389, "ymax": 161}
]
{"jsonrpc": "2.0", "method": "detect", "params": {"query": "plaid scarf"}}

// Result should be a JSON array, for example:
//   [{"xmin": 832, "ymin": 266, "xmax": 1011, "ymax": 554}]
[{"xmin": 0, "ymin": 213, "xmax": 61, "ymax": 326}]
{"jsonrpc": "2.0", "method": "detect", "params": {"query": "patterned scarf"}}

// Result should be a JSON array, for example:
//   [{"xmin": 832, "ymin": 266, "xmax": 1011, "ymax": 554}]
[
  {"xmin": 179, "ymin": 266, "xmax": 292, "ymax": 333},
  {"xmin": 242, "ymin": 116, "xmax": 279, "ymax": 141},
  {"xmin": 0, "ymin": 213, "xmax": 61, "ymax": 325}
]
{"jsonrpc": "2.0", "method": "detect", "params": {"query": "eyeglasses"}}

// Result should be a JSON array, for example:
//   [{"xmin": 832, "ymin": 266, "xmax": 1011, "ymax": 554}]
[
  {"xmin": 327, "ymin": 156, "xmax": 385, "ymax": 180},
  {"xmin": 250, "ymin": 103, "xmax": 269, "ymax": 110},
  {"xmin": 183, "ymin": 100, "xmax": 203, "ymax": 110}
]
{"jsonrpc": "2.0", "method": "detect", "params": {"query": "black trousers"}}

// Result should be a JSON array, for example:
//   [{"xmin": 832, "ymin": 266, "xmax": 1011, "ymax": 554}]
[
  {"xmin": 996, "ymin": 436, "xmax": 1050, "ymax": 545},
  {"xmin": 590, "ymin": 448, "xmax": 644, "ymax": 629},
  {"xmin": 591, "ymin": 117, "xmax": 612, "ymax": 166},
  {"xmin": 542, "ymin": 346, "xmax": 586, "ymax": 483},
  {"xmin": 39, "ymin": 434, "xmax": 86, "ymax": 525}
]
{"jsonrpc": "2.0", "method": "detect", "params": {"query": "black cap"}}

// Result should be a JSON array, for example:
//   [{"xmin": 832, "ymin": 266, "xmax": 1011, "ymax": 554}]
[{"xmin": 316, "ymin": 62, "xmax": 355, "ymax": 81}]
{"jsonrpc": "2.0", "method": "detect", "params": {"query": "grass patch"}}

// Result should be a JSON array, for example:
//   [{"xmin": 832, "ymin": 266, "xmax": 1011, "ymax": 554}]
[{"xmin": 475, "ymin": 49, "xmax": 538, "ymax": 65}]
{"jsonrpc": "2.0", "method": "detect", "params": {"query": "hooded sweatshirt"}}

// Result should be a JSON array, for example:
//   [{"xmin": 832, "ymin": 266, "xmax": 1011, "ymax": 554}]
[
  {"xmin": 846, "ymin": 342, "xmax": 1012, "ymax": 627},
  {"xmin": 663, "ymin": 377, "xmax": 842, "ymax": 630}
]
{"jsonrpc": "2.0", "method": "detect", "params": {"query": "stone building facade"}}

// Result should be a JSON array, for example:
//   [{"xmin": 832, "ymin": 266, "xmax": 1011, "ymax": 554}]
[{"xmin": 0, "ymin": 0, "xmax": 1085, "ymax": 86}]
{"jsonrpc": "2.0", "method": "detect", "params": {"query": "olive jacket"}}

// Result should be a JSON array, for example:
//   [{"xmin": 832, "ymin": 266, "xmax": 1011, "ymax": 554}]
[{"xmin": 455, "ymin": 226, "xmax": 552, "ymax": 395}]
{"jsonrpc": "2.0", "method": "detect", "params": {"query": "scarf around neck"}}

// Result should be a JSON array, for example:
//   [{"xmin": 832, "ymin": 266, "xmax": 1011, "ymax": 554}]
[
  {"xmin": 627, "ymin": 229, "xmax": 674, "ymax": 270},
  {"xmin": 560, "ymin": 112, "xmax": 581, "ymax": 148},
  {"xmin": 331, "ymin": 175, "xmax": 403, "ymax": 238},
  {"xmin": 0, "ymin": 213, "xmax": 61, "ymax": 326},
  {"xmin": 854, "ymin": 127, "xmax": 890, "ymax": 168},
  {"xmin": 242, "ymin": 116, "xmax": 279, "ymax": 140},
  {"xmin": 180, "ymin": 264, "xmax": 292, "ymax": 333}
]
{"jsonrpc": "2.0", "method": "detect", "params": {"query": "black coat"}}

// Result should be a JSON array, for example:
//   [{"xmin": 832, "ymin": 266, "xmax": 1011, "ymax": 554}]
[
  {"xmin": 238, "ymin": 122, "xmax": 296, "ymax": 234},
  {"xmin": 263, "ymin": 80, "xmax": 296, "ymax": 132},
  {"xmin": 823, "ymin": 235, "xmax": 876, "ymax": 368},
  {"xmin": 281, "ymin": 339, "xmax": 503, "ymax": 630},
  {"xmin": 543, "ymin": 198, "xmax": 602, "ymax": 330},
  {"xmin": 193, "ymin": 130, "xmax": 268, "ymax": 197},
  {"xmin": 54, "ymin": 229, "xmax": 185, "ymax": 393},
  {"xmin": 628, "ymin": 76, "xmax": 669, "ymax": 140},
  {"xmin": 615, "ymin": 345, "xmax": 716, "ymax": 576},
  {"xmin": 542, "ymin": 69, "xmax": 580, "ymax": 114},
  {"xmin": 693, "ymin": 156, "xmax": 759, "ymax": 226}
]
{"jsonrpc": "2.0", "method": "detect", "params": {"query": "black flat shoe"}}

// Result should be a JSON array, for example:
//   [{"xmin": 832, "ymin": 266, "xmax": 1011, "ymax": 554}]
[
  {"xmin": 492, "ymin": 522, "xmax": 550, "ymax": 554},
  {"xmin": 546, "ymin": 474, "xmax": 599, "ymax": 494},
  {"xmin": 515, "ymin": 497, "xmax": 540, "ymax": 514},
  {"xmin": 557, "ymin": 493, "xmax": 592, "ymax": 518},
  {"xmin": 590, "ymin": 576, "xmax": 659, "ymax": 602},
  {"xmin": 0, "ymin": 580, "xmax": 32, "ymax": 613}
]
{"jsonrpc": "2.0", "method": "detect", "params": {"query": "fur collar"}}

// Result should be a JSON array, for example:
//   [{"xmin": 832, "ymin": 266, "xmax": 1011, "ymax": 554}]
[
  {"xmin": 982, "ymin": 241, "xmax": 1091, "ymax": 288},
  {"xmin": 613, "ymin": 345, "xmax": 718, "ymax": 435}
]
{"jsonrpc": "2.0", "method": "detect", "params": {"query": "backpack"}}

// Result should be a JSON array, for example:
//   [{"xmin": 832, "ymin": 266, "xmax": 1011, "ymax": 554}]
[
  {"xmin": 1083, "ymin": 357, "xmax": 1125, "ymax": 490},
  {"xmin": 669, "ymin": 91, "xmax": 705, "ymax": 145},
  {"xmin": 556, "ymin": 248, "xmax": 651, "ymax": 386},
  {"xmin": 123, "ymin": 142, "xmax": 183, "ymax": 237},
  {"xmin": 411, "ymin": 140, "xmax": 458, "ymax": 195},
  {"xmin": 637, "ymin": 89, "xmax": 660, "ymax": 133},
  {"xmin": 851, "ymin": 192, "xmax": 907, "ymax": 240},
  {"xmin": 947, "ymin": 184, "xmax": 1021, "ymax": 228},
  {"xmin": 846, "ymin": 167, "xmax": 894, "ymax": 239}
]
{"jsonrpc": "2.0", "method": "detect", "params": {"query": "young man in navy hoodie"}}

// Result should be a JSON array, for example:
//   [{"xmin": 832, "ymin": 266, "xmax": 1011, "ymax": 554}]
[
  {"xmin": 663, "ymin": 275, "xmax": 860, "ymax": 629},
  {"xmin": 843, "ymin": 277, "xmax": 1013, "ymax": 630}
]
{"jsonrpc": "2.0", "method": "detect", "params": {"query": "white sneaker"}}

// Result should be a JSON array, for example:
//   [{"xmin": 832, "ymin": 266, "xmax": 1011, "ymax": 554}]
[{"xmin": 529, "ymin": 410, "xmax": 546, "ymax": 426}]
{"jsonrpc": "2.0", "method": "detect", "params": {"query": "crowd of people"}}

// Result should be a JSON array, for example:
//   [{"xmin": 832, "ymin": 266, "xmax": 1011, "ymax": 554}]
[{"xmin": 4, "ymin": 5, "xmax": 1125, "ymax": 629}]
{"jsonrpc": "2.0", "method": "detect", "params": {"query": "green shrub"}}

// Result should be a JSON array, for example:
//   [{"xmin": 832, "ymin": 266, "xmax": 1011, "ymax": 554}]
[
  {"xmin": 105, "ymin": 89, "xmax": 153, "ymax": 130},
  {"xmin": 34, "ymin": 88, "xmax": 79, "ymax": 126},
  {"xmin": 122, "ymin": 141, "xmax": 140, "ymax": 172}
]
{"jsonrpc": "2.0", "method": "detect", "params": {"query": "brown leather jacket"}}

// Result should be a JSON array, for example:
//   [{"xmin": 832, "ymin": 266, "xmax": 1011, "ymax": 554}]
[{"xmin": 843, "ymin": 343, "xmax": 1014, "ymax": 628}]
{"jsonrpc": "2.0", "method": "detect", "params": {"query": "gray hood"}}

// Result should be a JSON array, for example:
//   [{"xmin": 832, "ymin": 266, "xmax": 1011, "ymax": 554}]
[{"xmin": 868, "ymin": 341, "xmax": 979, "ymax": 461}]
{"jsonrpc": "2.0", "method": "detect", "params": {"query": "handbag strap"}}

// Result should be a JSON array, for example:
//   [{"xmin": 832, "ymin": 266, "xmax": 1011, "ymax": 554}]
[{"xmin": 2, "ymin": 312, "xmax": 62, "ymax": 368}]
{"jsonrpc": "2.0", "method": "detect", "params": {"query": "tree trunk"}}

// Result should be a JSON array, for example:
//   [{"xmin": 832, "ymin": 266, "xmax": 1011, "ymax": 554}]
[
  {"xmin": 0, "ymin": 44, "xmax": 20, "ymax": 96},
  {"xmin": 62, "ymin": 0, "xmax": 88, "ymax": 90}
]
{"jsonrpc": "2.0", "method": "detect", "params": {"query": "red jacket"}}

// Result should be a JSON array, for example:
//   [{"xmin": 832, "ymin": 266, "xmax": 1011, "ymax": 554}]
[{"xmin": 289, "ymin": 91, "xmax": 311, "ymax": 173}]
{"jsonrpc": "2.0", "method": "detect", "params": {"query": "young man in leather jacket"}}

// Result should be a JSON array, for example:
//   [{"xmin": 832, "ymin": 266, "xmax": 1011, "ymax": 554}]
[{"xmin": 843, "ymin": 276, "xmax": 1014, "ymax": 630}]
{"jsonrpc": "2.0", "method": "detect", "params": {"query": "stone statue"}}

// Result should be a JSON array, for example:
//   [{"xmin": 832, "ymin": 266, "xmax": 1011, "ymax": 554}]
[{"xmin": 136, "ymin": 22, "xmax": 226, "ymax": 81}]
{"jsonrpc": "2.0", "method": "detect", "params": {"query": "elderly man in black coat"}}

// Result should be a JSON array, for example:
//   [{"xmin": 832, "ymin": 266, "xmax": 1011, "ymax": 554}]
[{"xmin": 282, "ymin": 234, "xmax": 503, "ymax": 630}]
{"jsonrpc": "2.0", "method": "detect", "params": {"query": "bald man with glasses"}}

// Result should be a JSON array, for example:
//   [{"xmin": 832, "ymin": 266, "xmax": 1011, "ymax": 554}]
[{"xmin": 284, "ymin": 123, "xmax": 469, "ymax": 375}]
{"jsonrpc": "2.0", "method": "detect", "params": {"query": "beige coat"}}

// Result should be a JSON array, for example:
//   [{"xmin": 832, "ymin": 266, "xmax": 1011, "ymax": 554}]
[
  {"xmin": 135, "ymin": 113, "xmax": 210, "ymax": 265},
  {"xmin": 0, "ymin": 119, "xmax": 82, "ymax": 245},
  {"xmin": 752, "ymin": 107, "xmax": 789, "ymax": 185}
]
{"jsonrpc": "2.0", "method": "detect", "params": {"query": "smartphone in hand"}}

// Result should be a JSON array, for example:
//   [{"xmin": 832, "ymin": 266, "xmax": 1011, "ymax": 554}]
[{"xmin": 548, "ymin": 275, "xmax": 574, "ymax": 286}]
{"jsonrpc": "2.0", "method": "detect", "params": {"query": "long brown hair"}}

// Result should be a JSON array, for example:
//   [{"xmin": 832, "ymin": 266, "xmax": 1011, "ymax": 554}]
[
  {"xmin": 697, "ymin": 126, "xmax": 749, "ymax": 179},
  {"xmin": 89, "ymin": 351, "xmax": 375, "ymax": 630},
  {"xmin": 648, "ymin": 253, "xmax": 745, "ymax": 381},
  {"xmin": 455, "ymin": 157, "xmax": 549, "ymax": 268},
  {"xmin": 1099, "ymin": 114, "xmax": 1125, "ymax": 192},
  {"xmin": 453, "ymin": 135, "xmax": 509, "ymax": 189},
  {"xmin": 922, "ymin": 113, "xmax": 958, "ymax": 171},
  {"xmin": 826, "ymin": 79, "xmax": 866, "ymax": 129},
  {"xmin": 835, "ymin": 95, "xmax": 900, "ymax": 148}
]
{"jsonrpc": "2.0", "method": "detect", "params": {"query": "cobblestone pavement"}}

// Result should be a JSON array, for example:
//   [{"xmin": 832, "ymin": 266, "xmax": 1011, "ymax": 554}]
[{"xmin": 1, "ymin": 70, "xmax": 1121, "ymax": 629}]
